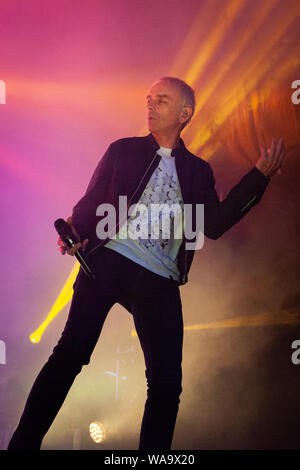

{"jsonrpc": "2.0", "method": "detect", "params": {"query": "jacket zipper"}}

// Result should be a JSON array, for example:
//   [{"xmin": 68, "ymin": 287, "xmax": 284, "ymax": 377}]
[
  {"xmin": 183, "ymin": 250, "xmax": 187, "ymax": 283},
  {"xmin": 89, "ymin": 151, "xmax": 159, "ymax": 255},
  {"xmin": 241, "ymin": 195, "xmax": 257, "ymax": 212},
  {"xmin": 180, "ymin": 239, "xmax": 187, "ymax": 285}
]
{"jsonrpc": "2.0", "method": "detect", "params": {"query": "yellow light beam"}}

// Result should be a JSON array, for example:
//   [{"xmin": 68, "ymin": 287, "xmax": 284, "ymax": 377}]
[
  {"xmin": 30, "ymin": 262, "xmax": 79, "ymax": 343},
  {"xmin": 131, "ymin": 308, "xmax": 300, "ymax": 336},
  {"xmin": 184, "ymin": 0, "xmax": 246, "ymax": 86},
  {"xmin": 170, "ymin": 0, "xmax": 222, "ymax": 77},
  {"xmin": 189, "ymin": 6, "xmax": 300, "ymax": 153},
  {"xmin": 182, "ymin": 0, "xmax": 276, "ymax": 134},
  {"xmin": 190, "ymin": 47, "xmax": 300, "ymax": 154}
]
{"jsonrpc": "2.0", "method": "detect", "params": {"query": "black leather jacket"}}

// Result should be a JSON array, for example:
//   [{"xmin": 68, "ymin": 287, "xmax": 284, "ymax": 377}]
[{"xmin": 72, "ymin": 133, "xmax": 270, "ymax": 286}]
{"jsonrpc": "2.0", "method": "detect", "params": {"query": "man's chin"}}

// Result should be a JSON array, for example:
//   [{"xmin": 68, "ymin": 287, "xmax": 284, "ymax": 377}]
[{"xmin": 147, "ymin": 121, "xmax": 158, "ymax": 133}]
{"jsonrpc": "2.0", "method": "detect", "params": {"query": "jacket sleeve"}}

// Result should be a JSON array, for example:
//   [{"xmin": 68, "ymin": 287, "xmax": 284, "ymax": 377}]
[
  {"xmin": 71, "ymin": 143, "xmax": 117, "ymax": 241},
  {"xmin": 204, "ymin": 162, "xmax": 270, "ymax": 240}
]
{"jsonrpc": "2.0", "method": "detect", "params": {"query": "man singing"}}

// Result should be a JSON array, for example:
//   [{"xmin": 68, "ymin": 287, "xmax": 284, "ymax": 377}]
[{"xmin": 8, "ymin": 77, "xmax": 285, "ymax": 450}]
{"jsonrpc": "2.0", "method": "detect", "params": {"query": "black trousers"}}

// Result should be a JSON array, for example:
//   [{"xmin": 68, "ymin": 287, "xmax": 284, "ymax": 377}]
[{"xmin": 7, "ymin": 247, "xmax": 184, "ymax": 450}]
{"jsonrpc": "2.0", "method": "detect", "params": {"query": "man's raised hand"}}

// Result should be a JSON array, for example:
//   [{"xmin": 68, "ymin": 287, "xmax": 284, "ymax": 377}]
[{"xmin": 256, "ymin": 137, "xmax": 285, "ymax": 178}]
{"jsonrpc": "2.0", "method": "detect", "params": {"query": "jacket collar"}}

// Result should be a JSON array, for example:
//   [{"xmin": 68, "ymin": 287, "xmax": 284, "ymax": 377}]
[{"xmin": 145, "ymin": 132, "xmax": 186, "ymax": 158}]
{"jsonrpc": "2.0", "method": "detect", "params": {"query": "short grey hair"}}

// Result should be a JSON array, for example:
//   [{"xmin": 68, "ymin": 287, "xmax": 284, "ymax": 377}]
[{"xmin": 158, "ymin": 76, "xmax": 196, "ymax": 128}]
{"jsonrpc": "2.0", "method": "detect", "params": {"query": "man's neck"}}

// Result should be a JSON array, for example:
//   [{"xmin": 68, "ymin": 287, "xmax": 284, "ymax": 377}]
[{"xmin": 151, "ymin": 132, "xmax": 181, "ymax": 149}]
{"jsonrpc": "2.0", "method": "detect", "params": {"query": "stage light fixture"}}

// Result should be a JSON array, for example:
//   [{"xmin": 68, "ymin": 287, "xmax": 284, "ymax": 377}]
[{"xmin": 89, "ymin": 421, "xmax": 105, "ymax": 444}]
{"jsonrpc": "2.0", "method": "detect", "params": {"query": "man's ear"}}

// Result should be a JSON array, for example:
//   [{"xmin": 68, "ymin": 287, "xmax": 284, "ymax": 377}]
[{"xmin": 179, "ymin": 106, "xmax": 193, "ymax": 125}]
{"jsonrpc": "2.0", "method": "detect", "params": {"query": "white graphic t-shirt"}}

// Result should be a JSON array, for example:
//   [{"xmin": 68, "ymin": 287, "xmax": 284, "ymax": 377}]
[{"xmin": 105, "ymin": 146, "xmax": 184, "ymax": 281}]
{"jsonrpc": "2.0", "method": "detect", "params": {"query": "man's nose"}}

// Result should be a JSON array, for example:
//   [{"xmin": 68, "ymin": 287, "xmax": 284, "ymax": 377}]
[
  {"xmin": 147, "ymin": 103, "xmax": 156, "ymax": 114},
  {"xmin": 147, "ymin": 96, "xmax": 155, "ymax": 108}
]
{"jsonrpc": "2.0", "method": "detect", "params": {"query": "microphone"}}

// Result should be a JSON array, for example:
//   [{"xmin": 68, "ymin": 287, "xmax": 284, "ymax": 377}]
[{"xmin": 54, "ymin": 218, "xmax": 96, "ymax": 281}]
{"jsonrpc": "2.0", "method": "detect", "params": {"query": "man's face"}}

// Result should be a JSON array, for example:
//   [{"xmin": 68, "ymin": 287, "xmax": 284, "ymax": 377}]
[{"xmin": 146, "ymin": 80, "xmax": 185, "ymax": 134}]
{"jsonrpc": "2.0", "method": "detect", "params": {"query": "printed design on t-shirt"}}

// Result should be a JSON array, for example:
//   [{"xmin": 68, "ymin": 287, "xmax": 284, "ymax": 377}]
[{"xmin": 127, "ymin": 163, "xmax": 184, "ymax": 251}]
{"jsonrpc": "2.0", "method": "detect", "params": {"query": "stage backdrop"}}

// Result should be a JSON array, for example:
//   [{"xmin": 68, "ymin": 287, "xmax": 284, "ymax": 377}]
[{"xmin": 1, "ymin": 0, "xmax": 300, "ymax": 450}]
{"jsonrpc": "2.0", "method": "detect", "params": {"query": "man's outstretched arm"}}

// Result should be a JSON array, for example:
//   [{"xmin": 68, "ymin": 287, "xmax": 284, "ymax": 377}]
[{"xmin": 204, "ymin": 137, "xmax": 285, "ymax": 240}]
